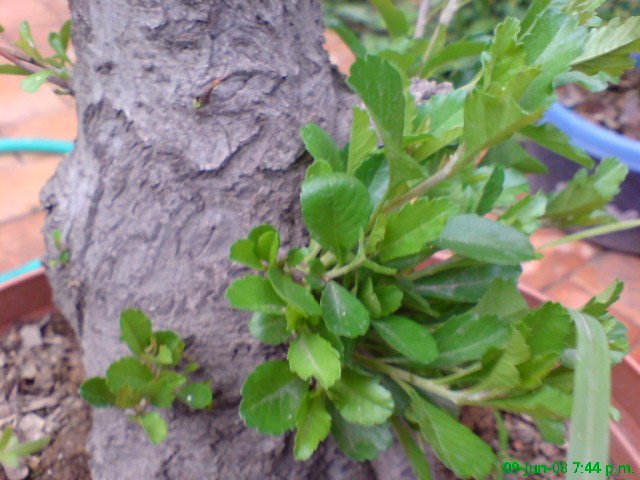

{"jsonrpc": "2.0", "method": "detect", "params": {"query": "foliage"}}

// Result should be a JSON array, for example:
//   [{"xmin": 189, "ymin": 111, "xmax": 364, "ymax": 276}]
[
  {"xmin": 228, "ymin": 1, "xmax": 638, "ymax": 477},
  {"xmin": 79, "ymin": 309, "xmax": 214, "ymax": 445},
  {"xmin": 0, "ymin": 427, "xmax": 49, "ymax": 471},
  {"xmin": 0, "ymin": 20, "xmax": 72, "ymax": 94},
  {"xmin": 48, "ymin": 229, "xmax": 70, "ymax": 267}
]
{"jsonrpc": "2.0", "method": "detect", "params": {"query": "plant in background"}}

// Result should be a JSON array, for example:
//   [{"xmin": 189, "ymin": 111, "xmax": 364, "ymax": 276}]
[
  {"xmin": 0, "ymin": 427, "xmax": 49, "ymax": 472},
  {"xmin": 79, "ymin": 309, "xmax": 214, "ymax": 445},
  {"xmin": 48, "ymin": 229, "xmax": 70, "ymax": 267},
  {"xmin": 227, "ymin": 1, "xmax": 640, "ymax": 478},
  {"xmin": 0, "ymin": 21, "xmax": 73, "ymax": 94}
]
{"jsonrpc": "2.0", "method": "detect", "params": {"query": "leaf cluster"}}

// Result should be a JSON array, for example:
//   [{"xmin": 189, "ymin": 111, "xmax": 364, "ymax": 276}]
[
  {"xmin": 79, "ymin": 309, "xmax": 213, "ymax": 445},
  {"xmin": 0, "ymin": 427, "xmax": 49, "ymax": 471},
  {"xmin": 0, "ymin": 20, "xmax": 73, "ymax": 94},
  {"xmin": 227, "ymin": 2, "xmax": 636, "ymax": 477}
]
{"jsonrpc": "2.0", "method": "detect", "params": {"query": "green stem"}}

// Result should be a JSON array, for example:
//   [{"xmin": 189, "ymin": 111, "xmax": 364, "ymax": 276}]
[
  {"xmin": 537, "ymin": 219, "xmax": 640, "ymax": 250},
  {"xmin": 355, "ymin": 354, "xmax": 465, "ymax": 404},
  {"xmin": 431, "ymin": 362, "xmax": 482, "ymax": 385},
  {"xmin": 494, "ymin": 410, "xmax": 509, "ymax": 480},
  {"xmin": 420, "ymin": 0, "xmax": 460, "ymax": 67},
  {"xmin": 382, "ymin": 145, "xmax": 465, "ymax": 214},
  {"xmin": 325, "ymin": 255, "xmax": 367, "ymax": 280},
  {"xmin": 303, "ymin": 241, "xmax": 322, "ymax": 264}
]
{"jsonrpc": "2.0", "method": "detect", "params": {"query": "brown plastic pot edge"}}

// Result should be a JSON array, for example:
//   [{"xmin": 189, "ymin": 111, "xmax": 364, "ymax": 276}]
[
  {"xmin": 521, "ymin": 283, "xmax": 640, "ymax": 477},
  {"xmin": 0, "ymin": 268, "xmax": 638, "ymax": 475},
  {"xmin": 0, "ymin": 267, "xmax": 56, "ymax": 335}
]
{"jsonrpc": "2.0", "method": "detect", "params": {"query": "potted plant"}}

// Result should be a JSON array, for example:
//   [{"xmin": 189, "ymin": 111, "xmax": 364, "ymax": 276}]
[
  {"xmin": 2, "ymin": 1, "xmax": 640, "ymax": 478},
  {"xmin": 224, "ymin": 1, "xmax": 640, "ymax": 478}
]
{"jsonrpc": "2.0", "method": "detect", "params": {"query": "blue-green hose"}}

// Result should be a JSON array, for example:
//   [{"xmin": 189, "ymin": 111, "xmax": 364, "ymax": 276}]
[
  {"xmin": 0, "ymin": 138, "xmax": 74, "ymax": 282},
  {"xmin": 0, "ymin": 138, "xmax": 74, "ymax": 154}
]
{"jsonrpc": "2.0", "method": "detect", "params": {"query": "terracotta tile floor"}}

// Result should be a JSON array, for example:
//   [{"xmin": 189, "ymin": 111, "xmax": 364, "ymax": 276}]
[{"xmin": 1, "ymin": 2, "xmax": 639, "ymax": 360}]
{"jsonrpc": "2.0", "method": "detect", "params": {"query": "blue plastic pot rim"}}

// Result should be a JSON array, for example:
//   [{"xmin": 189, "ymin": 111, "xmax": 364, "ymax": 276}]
[{"xmin": 543, "ymin": 103, "xmax": 640, "ymax": 173}]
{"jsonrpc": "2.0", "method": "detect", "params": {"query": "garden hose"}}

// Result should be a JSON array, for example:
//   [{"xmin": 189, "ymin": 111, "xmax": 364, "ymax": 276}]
[{"xmin": 0, "ymin": 138, "xmax": 74, "ymax": 282}]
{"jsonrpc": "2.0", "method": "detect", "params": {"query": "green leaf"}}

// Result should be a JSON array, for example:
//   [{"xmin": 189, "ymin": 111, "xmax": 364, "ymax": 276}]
[
  {"xmin": 115, "ymin": 384, "xmax": 143, "ymax": 409},
  {"xmin": 240, "ymin": 360, "xmax": 308, "ymax": 435},
  {"xmin": 481, "ymin": 18, "xmax": 526, "ymax": 94},
  {"xmin": 141, "ymin": 379, "xmax": 175, "ymax": 408},
  {"xmin": 294, "ymin": 394, "xmax": 332, "ymax": 460},
  {"xmin": 328, "ymin": 369, "xmax": 394, "ymax": 425},
  {"xmin": 257, "ymin": 231, "xmax": 279, "ymax": 264},
  {"xmin": 226, "ymin": 275, "xmax": 286, "ymax": 314},
  {"xmin": 347, "ymin": 55, "xmax": 407, "ymax": 179},
  {"xmin": 518, "ymin": 303, "xmax": 571, "ymax": 385},
  {"xmin": 436, "ymin": 214, "xmax": 535, "ymax": 265},
  {"xmin": 500, "ymin": 192, "xmax": 547, "ymax": 235},
  {"xmin": 153, "ymin": 330, "xmax": 185, "ymax": 365},
  {"xmin": 106, "ymin": 357, "xmax": 154, "ymax": 394},
  {"xmin": 0, "ymin": 426, "xmax": 12, "ymax": 451},
  {"xmin": 119, "ymin": 309, "xmax": 152, "ymax": 355},
  {"xmin": 372, "ymin": 316, "xmax": 438, "ymax": 364},
  {"xmin": 177, "ymin": 382, "xmax": 213, "ymax": 409},
  {"xmin": 433, "ymin": 314, "xmax": 510, "ymax": 367},
  {"xmin": 21, "ymin": 70, "xmax": 52, "ymax": 93},
  {"xmin": 248, "ymin": 313, "xmax": 290, "ymax": 345},
  {"xmin": 330, "ymin": 409, "xmax": 393, "ymax": 461},
  {"xmin": 370, "ymin": 0, "xmax": 409, "ymax": 38},
  {"xmin": 378, "ymin": 198, "xmax": 456, "ymax": 262},
  {"xmin": 409, "ymin": 389, "xmax": 496, "ymax": 479},
  {"xmin": 6, "ymin": 435, "xmax": 50, "ymax": 458},
  {"xmin": 374, "ymin": 284, "xmax": 403, "ymax": 317},
  {"xmin": 567, "ymin": 311, "xmax": 611, "ymax": 479},
  {"xmin": 463, "ymin": 89, "xmax": 543, "ymax": 161},
  {"xmin": 471, "ymin": 277, "xmax": 529, "ymax": 321},
  {"xmin": 354, "ymin": 153, "xmax": 389, "ymax": 211},
  {"xmin": 59, "ymin": 20, "xmax": 72, "ymax": 51},
  {"xmin": 48, "ymin": 32, "xmax": 70, "ymax": 62},
  {"xmin": 534, "ymin": 417, "xmax": 566, "ymax": 444},
  {"xmin": 391, "ymin": 418, "xmax": 433, "ymax": 480},
  {"xmin": 288, "ymin": 332, "xmax": 341, "ymax": 389},
  {"xmin": 544, "ymin": 157, "xmax": 628, "ymax": 220},
  {"xmin": 268, "ymin": 267, "xmax": 321, "ymax": 317},
  {"xmin": 230, "ymin": 239, "xmax": 264, "ymax": 270},
  {"xmin": 159, "ymin": 371, "xmax": 187, "ymax": 389},
  {"xmin": 139, "ymin": 412, "xmax": 168, "ymax": 445},
  {"xmin": 347, "ymin": 55, "xmax": 404, "ymax": 148},
  {"xmin": 301, "ymin": 173, "xmax": 372, "ymax": 257},
  {"xmin": 18, "ymin": 21, "xmax": 36, "ymax": 50},
  {"xmin": 348, "ymin": 106, "xmax": 378, "ymax": 174},
  {"xmin": 420, "ymin": 41, "xmax": 485, "ymax": 78},
  {"xmin": 469, "ymin": 329, "xmax": 530, "ymax": 397},
  {"xmin": 301, "ymin": 123, "xmax": 343, "ymax": 172},
  {"xmin": 520, "ymin": 123, "xmax": 594, "ymax": 168},
  {"xmin": 79, "ymin": 377, "xmax": 116, "ymax": 407},
  {"xmin": 571, "ymin": 17, "xmax": 640, "ymax": 77},
  {"xmin": 581, "ymin": 279, "xmax": 623, "ymax": 317},
  {"xmin": 476, "ymin": 167, "xmax": 504, "ymax": 215},
  {"xmin": 414, "ymin": 264, "xmax": 521, "ymax": 302},
  {"xmin": 321, "ymin": 281, "xmax": 370, "ymax": 338},
  {"xmin": 519, "ymin": 10, "xmax": 586, "ymax": 110},
  {"xmin": 248, "ymin": 224, "xmax": 277, "ymax": 243},
  {"xmin": 477, "ymin": 385, "xmax": 571, "ymax": 418},
  {"xmin": 0, "ymin": 65, "xmax": 31, "ymax": 75}
]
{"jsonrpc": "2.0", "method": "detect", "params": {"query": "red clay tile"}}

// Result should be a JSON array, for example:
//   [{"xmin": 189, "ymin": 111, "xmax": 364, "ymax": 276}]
[
  {"xmin": 323, "ymin": 29, "xmax": 355, "ymax": 75},
  {"xmin": 543, "ymin": 279, "xmax": 594, "ymax": 310},
  {"xmin": 0, "ymin": 75, "xmax": 70, "ymax": 126},
  {"xmin": 0, "ymin": 154, "xmax": 60, "ymax": 222},
  {"xmin": 1, "ymin": 107, "xmax": 77, "ymax": 140},
  {"xmin": 0, "ymin": 211, "xmax": 46, "ymax": 272}
]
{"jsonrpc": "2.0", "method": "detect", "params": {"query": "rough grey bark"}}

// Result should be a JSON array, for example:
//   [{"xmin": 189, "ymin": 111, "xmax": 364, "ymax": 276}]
[{"xmin": 41, "ymin": 0, "xmax": 413, "ymax": 478}]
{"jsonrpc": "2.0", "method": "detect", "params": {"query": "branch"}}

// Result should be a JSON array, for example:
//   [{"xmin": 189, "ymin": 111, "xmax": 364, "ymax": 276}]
[
  {"xmin": 414, "ymin": 0, "xmax": 431, "ymax": 39},
  {"xmin": 0, "ymin": 47, "xmax": 71, "ymax": 91}
]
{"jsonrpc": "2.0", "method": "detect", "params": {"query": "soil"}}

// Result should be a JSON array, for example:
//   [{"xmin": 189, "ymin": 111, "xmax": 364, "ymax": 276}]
[
  {"xmin": 557, "ymin": 68, "xmax": 640, "ymax": 140},
  {"xmin": 0, "ymin": 315, "xmax": 624, "ymax": 480},
  {"xmin": 0, "ymin": 314, "xmax": 91, "ymax": 480}
]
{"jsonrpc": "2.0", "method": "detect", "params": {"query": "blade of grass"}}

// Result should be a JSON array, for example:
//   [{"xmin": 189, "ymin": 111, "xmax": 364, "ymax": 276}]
[
  {"xmin": 567, "ymin": 310, "xmax": 610, "ymax": 480},
  {"xmin": 538, "ymin": 219, "xmax": 640, "ymax": 250}
]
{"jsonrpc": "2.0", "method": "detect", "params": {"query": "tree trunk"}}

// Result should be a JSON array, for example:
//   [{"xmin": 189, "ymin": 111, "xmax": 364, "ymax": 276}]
[{"xmin": 41, "ymin": 1, "xmax": 413, "ymax": 478}]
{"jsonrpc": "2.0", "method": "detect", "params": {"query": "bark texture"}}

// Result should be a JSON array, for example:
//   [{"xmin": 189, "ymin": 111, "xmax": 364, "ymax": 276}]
[{"xmin": 42, "ymin": 0, "xmax": 412, "ymax": 478}]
